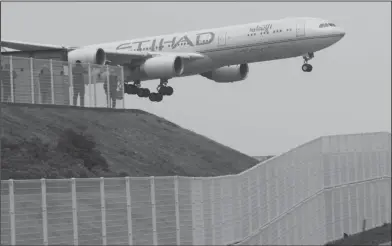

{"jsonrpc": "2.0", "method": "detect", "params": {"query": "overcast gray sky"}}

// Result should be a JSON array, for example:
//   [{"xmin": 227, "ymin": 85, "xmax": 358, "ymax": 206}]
[{"xmin": 1, "ymin": 2, "xmax": 391, "ymax": 156}]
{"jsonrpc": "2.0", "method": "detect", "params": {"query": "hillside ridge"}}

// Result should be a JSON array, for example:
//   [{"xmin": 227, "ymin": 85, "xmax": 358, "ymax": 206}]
[{"xmin": 1, "ymin": 103, "xmax": 259, "ymax": 179}]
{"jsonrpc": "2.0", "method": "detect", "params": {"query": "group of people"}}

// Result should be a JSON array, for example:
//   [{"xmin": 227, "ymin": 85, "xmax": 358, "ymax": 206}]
[
  {"xmin": 1, "ymin": 60, "xmax": 122, "ymax": 108},
  {"xmin": 72, "ymin": 61, "xmax": 122, "ymax": 108}
]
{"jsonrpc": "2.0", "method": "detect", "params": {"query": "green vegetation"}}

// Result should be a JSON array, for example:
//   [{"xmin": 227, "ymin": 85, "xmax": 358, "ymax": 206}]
[{"xmin": 1, "ymin": 103, "xmax": 259, "ymax": 179}]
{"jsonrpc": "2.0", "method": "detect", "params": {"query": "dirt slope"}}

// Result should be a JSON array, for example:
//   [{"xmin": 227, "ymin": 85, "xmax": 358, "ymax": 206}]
[{"xmin": 1, "ymin": 103, "xmax": 259, "ymax": 179}]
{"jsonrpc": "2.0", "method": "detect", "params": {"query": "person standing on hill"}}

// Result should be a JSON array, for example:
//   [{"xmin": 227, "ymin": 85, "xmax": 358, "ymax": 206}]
[
  {"xmin": 38, "ymin": 64, "xmax": 52, "ymax": 104},
  {"xmin": 72, "ymin": 61, "xmax": 86, "ymax": 107},
  {"xmin": 103, "ymin": 66, "xmax": 121, "ymax": 108}
]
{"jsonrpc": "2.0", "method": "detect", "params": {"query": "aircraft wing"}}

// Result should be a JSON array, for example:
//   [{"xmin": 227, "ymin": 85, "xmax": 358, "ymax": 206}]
[
  {"xmin": 1, "ymin": 39, "xmax": 76, "ymax": 51},
  {"xmin": 104, "ymin": 50, "xmax": 205, "ymax": 65},
  {"xmin": 2, "ymin": 39, "xmax": 205, "ymax": 65}
]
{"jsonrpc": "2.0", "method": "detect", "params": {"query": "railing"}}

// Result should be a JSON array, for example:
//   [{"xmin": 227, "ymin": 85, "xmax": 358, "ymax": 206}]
[
  {"xmin": 1, "ymin": 132, "xmax": 390, "ymax": 245},
  {"xmin": 1, "ymin": 55, "xmax": 125, "ymax": 108}
]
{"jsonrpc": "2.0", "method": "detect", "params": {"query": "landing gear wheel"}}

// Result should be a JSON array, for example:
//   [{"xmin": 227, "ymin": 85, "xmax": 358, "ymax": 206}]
[
  {"xmin": 158, "ymin": 86, "xmax": 174, "ymax": 96},
  {"xmin": 137, "ymin": 88, "xmax": 150, "ymax": 98},
  {"xmin": 149, "ymin": 92, "xmax": 163, "ymax": 102},
  {"xmin": 164, "ymin": 86, "xmax": 173, "ymax": 96},
  {"xmin": 302, "ymin": 64, "xmax": 313, "ymax": 72},
  {"xmin": 125, "ymin": 84, "xmax": 139, "ymax": 95}
]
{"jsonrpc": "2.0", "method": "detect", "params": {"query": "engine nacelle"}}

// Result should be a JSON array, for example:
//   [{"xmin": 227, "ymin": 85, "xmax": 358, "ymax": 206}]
[
  {"xmin": 140, "ymin": 56, "xmax": 184, "ymax": 79},
  {"xmin": 201, "ymin": 64, "xmax": 249, "ymax": 83},
  {"xmin": 67, "ymin": 48, "xmax": 106, "ymax": 65}
]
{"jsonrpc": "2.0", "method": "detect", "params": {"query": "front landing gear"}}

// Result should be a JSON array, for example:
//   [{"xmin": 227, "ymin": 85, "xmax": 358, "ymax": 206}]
[{"xmin": 302, "ymin": 52, "xmax": 314, "ymax": 72}]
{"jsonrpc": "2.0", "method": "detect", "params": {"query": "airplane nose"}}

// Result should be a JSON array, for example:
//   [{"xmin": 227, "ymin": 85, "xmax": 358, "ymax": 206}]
[{"xmin": 336, "ymin": 27, "xmax": 346, "ymax": 38}]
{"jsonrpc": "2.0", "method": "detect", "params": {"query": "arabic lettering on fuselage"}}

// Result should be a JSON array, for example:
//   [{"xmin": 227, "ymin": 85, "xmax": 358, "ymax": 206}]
[
  {"xmin": 249, "ymin": 24, "xmax": 272, "ymax": 32},
  {"xmin": 116, "ymin": 32, "xmax": 215, "ymax": 51}
]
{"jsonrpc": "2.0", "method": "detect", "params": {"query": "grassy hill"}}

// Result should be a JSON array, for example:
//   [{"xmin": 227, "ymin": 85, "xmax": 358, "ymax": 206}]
[{"xmin": 1, "ymin": 103, "xmax": 259, "ymax": 179}]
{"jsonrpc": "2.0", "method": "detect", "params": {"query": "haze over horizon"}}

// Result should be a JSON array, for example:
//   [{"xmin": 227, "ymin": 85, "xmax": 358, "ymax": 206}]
[{"xmin": 1, "ymin": 2, "xmax": 391, "ymax": 156}]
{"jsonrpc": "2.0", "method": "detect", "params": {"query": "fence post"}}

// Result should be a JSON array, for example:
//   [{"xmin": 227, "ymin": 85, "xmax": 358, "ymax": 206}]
[
  {"xmin": 256, "ymin": 171, "xmax": 261, "ymax": 228},
  {"xmin": 30, "ymin": 57, "xmax": 35, "ymax": 104},
  {"xmin": 247, "ymin": 175, "xmax": 252, "ymax": 235},
  {"xmin": 71, "ymin": 178, "xmax": 78, "ymax": 246},
  {"xmin": 100, "ymin": 177, "xmax": 107, "ymax": 246},
  {"xmin": 9, "ymin": 179, "xmax": 16, "ymax": 246},
  {"xmin": 174, "ymin": 176, "xmax": 180, "ymax": 245},
  {"xmin": 150, "ymin": 176, "xmax": 158, "ymax": 245},
  {"xmin": 88, "ymin": 63, "xmax": 92, "ymax": 107},
  {"xmin": 93, "ymin": 67, "xmax": 97, "ymax": 107},
  {"xmin": 68, "ymin": 62, "xmax": 73, "ymax": 106},
  {"xmin": 9, "ymin": 56, "xmax": 14, "ymax": 103},
  {"xmin": 237, "ymin": 177, "xmax": 243, "ymax": 241},
  {"xmin": 49, "ymin": 59, "xmax": 55, "ymax": 105},
  {"xmin": 106, "ymin": 65, "xmax": 110, "ymax": 108},
  {"xmin": 211, "ymin": 178, "xmax": 216, "ymax": 245},
  {"xmin": 41, "ymin": 178, "xmax": 48, "ymax": 245},
  {"xmin": 125, "ymin": 177, "xmax": 133, "ymax": 245},
  {"xmin": 120, "ymin": 66, "xmax": 125, "ymax": 109}
]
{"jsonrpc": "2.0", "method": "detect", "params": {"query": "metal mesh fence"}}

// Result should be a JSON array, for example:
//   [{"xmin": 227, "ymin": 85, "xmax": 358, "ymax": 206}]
[
  {"xmin": 0, "ymin": 133, "xmax": 390, "ymax": 244},
  {"xmin": 1, "ymin": 56, "xmax": 124, "ymax": 108}
]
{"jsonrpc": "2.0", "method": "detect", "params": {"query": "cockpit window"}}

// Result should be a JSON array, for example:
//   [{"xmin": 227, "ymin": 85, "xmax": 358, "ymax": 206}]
[{"xmin": 319, "ymin": 23, "xmax": 336, "ymax": 28}]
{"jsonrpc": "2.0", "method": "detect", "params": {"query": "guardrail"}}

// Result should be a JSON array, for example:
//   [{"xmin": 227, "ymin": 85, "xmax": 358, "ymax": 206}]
[
  {"xmin": 1, "ymin": 55, "xmax": 125, "ymax": 108},
  {"xmin": 1, "ymin": 132, "xmax": 390, "ymax": 245}
]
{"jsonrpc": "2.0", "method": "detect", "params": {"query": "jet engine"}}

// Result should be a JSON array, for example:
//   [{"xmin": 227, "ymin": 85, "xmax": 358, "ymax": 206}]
[
  {"xmin": 201, "ymin": 64, "xmax": 249, "ymax": 83},
  {"xmin": 67, "ymin": 48, "xmax": 106, "ymax": 65},
  {"xmin": 140, "ymin": 56, "xmax": 184, "ymax": 79}
]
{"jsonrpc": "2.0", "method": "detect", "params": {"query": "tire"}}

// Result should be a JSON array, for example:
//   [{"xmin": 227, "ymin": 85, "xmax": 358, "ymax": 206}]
[{"xmin": 165, "ymin": 86, "xmax": 174, "ymax": 96}]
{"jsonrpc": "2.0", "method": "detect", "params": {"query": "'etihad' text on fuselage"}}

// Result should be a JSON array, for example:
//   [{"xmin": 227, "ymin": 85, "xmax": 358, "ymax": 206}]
[{"xmin": 116, "ymin": 32, "xmax": 215, "ymax": 51}]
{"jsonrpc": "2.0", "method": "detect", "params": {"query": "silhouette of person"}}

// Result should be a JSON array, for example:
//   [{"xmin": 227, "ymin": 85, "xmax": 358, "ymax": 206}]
[
  {"xmin": 103, "ymin": 66, "xmax": 120, "ymax": 108},
  {"xmin": 72, "ymin": 61, "xmax": 86, "ymax": 107},
  {"xmin": 0, "ymin": 64, "xmax": 17, "ymax": 102},
  {"xmin": 39, "ymin": 64, "xmax": 52, "ymax": 104}
]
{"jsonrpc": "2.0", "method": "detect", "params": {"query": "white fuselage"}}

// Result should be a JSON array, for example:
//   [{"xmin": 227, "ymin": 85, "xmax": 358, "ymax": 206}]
[{"xmin": 86, "ymin": 17, "xmax": 345, "ymax": 81}]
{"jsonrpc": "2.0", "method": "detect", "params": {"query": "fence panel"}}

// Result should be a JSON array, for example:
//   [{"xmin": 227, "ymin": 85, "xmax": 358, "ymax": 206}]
[
  {"xmin": 1, "ymin": 133, "xmax": 390, "ymax": 245},
  {"xmin": 1, "ymin": 181, "xmax": 11, "ymax": 245},
  {"xmin": 177, "ymin": 177, "xmax": 193, "ymax": 245},
  {"xmin": 230, "ymin": 174, "xmax": 242, "ymax": 243},
  {"xmin": 2, "ymin": 55, "xmax": 125, "ymax": 108},
  {"xmin": 154, "ymin": 177, "xmax": 177, "ymax": 245},
  {"xmin": 51, "ymin": 60, "xmax": 72, "ymax": 106},
  {"xmin": 74, "ymin": 178, "xmax": 102, "ymax": 245},
  {"xmin": 12, "ymin": 180, "xmax": 43, "ymax": 245},
  {"xmin": 45, "ymin": 179, "xmax": 73, "ymax": 245},
  {"xmin": 1, "ymin": 56, "xmax": 34, "ymax": 103},
  {"xmin": 89, "ymin": 64, "xmax": 124, "ymax": 109},
  {"xmin": 103, "ymin": 178, "xmax": 128, "ymax": 245},
  {"xmin": 32, "ymin": 58, "xmax": 52, "ymax": 105},
  {"xmin": 128, "ymin": 177, "xmax": 154, "ymax": 245},
  {"xmin": 239, "ymin": 172, "xmax": 251, "ymax": 238},
  {"xmin": 220, "ymin": 176, "xmax": 234, "ymax": 245},
  {"xmin": 201, "ymin": 178, "xmax": 213, "ymax": 244}
]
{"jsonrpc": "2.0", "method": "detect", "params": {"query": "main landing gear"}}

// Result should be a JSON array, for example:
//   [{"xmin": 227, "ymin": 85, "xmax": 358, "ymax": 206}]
[
  {"xmin": 301, "ymin": 52, "xmax": 314, "ymax": 72},
  {"xmin": 124, "ymin": 79, "xmax": 174, "ymax": 103}
]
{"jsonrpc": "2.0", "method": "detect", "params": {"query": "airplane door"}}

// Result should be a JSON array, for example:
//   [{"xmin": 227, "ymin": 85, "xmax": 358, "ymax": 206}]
[
  {"xmin": 218, "ymin": 32, "xmax": 227, "ymax": 46},
  {"xmin": 296, "ymin": 20, "xmax": 306, "ymax": 37}
]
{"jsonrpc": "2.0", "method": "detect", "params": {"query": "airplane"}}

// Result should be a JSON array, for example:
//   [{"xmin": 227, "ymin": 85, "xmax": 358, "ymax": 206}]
[{"xmin": 1, "ymin": 17, "xmax": 345, "ymax": 103}]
